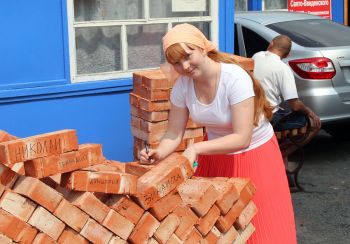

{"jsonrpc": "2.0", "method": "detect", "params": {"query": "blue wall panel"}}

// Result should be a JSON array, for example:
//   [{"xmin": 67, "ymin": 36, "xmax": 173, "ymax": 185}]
[
  {"xmin": 0, "ymin": 0, "xmax": 68, "ymax": 89},
  {"xmin": 0, "ymin": 90, "xmax": 134, "ymax": 162},
  {"xmin": 332, "ymin": 0, "xmax": 344, "ymax": 24}
]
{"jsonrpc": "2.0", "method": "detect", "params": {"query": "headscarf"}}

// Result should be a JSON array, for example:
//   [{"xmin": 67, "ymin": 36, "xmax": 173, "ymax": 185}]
[{"xmin": 160, "ymin": 23, "xmax": 217, "ymax": 82}]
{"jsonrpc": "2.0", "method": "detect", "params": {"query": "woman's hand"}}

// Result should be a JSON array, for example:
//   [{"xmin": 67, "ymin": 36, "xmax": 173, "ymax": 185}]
[
  {"xmin": 182, "ymin": 144, "xmax": 198, "ymax": 167},
  {"xmin": 139, "ymin": 148, "xmax": 161, "ymax": 165}
]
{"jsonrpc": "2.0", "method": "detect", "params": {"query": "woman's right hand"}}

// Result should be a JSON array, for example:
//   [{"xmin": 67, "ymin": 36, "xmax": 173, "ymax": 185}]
[{"xmin": 139, "ymin": 148, "xmax": 161, "ymax": 165}]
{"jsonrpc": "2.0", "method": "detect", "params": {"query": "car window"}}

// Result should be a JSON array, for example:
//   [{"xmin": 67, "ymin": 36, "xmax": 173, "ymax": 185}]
[
  {"xmin": 234, "ymin": 24, "xmax": 239, "ymax": 55},
  {"xmin": 241, "ymin": 26, "xmax": 269, "ymax": 57},
  {"xmin": 267, "ymin": 19, "xmax": 350, "ymax": 47}
]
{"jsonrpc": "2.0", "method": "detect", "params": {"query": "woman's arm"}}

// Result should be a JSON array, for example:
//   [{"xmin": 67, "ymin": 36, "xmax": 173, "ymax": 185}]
[
  {"xmin": 183, "ymin": 97, "xmax": 254, "ymax": 162},
  {"xmin": 140, "ymin": 103, "xmax": 189, "ymax": 164}
]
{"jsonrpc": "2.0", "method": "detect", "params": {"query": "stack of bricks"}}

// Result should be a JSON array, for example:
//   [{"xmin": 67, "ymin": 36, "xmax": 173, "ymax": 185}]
[
  {"xmin": 130, "ymin": 70, "xmax": 205, "ymax": 160},
  {"xmin": 0, "ymin": 129, "xmax": 257, "ymax": 243}
]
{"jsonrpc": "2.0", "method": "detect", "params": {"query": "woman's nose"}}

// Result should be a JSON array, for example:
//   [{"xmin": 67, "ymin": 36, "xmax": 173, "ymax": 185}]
[{"xmin": 181, "ymin": 61, "xmax": 190, "ymax": 71}]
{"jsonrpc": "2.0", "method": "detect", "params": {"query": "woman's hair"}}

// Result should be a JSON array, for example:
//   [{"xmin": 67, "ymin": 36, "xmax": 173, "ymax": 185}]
[{"xmin": 165, "ymin": 43, "xmax": 273, "ymax": 125}]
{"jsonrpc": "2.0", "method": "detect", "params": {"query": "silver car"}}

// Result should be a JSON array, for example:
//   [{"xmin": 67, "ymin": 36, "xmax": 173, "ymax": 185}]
[{"xmin": 234, "ymin": 11, "xmax": 350, "ymax": 138}]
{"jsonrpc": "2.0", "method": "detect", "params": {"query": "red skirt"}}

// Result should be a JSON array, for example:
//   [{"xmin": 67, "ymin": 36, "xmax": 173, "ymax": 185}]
[{"xmin": 195, "ymin": 135, "xmax": 297, "ymax": 244}]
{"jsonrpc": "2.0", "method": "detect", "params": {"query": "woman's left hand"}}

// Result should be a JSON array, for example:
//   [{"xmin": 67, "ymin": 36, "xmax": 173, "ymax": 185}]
[{"xmin": 182, "ymin": 144, "xmax": 198, "ymax": 167}]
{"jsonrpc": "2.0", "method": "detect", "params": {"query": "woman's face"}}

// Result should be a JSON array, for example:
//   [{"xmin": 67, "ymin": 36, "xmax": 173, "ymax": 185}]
[{"xmin": 171, "ymin": 43, "xmax": 206, "ymax": 78}]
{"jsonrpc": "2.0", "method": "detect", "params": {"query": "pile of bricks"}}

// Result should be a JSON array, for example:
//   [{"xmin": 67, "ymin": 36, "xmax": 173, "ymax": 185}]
[
  {"xmin": 0, "ymin": 129, "xmax": 257, "ymax": 243},
  {"xmin": 130, "ymin": 70, "xmax": 205, "ymax": 160}
]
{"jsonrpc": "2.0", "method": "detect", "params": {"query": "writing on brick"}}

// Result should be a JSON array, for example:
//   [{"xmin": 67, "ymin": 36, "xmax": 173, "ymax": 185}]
[
  {"xmin": 58, "ymin": 152, "xmax": 89, "ymax": 168},
  {"xmin": 14, "ymin": 138, "xmax": 63, "ymax": 161},
  {"xmin": 141, "ymin": 173, "xmax": 182, "ymax": 205},
  {"xmin": 89, "ymin": 178, "xmax": 120, "ymax": 185}
]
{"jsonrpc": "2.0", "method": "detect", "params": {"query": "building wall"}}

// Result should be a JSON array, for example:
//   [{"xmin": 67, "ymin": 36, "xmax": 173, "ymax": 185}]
[{"xmin": 0, "ymin": 0, "xmax": 233, "ymax": 162}]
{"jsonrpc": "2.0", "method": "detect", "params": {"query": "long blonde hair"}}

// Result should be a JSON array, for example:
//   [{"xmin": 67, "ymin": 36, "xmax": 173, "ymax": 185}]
[{"xmin": 165, "ymin": 43, "xmax": 273, "ymax": 125}]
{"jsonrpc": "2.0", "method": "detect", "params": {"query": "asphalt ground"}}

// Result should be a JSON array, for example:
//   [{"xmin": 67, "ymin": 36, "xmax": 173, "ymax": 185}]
[{"xmin": 290, "ymin": 130, "xmax": 350, "ymax": 243}]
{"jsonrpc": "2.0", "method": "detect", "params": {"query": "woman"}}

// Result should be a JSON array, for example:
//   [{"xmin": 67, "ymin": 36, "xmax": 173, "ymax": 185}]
[{"xmin": 140, "ymin": 23, "xmax": 296, "ymax": 244}]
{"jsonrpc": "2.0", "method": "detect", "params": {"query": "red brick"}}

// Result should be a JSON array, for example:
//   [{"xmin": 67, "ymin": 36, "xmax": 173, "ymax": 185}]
[
  {"xmin": 0, "ymin": 190, "xmax": 36, "ymax": 221},
  {"xmin": 80, "ymin": 218, "xmax": 113, "ymax": 244},
  {"xmin": 202, "ymin": 226, "xmax": 221, "ymax": 244},
  {"xmin": 0, "ymin": 130, "xmax": 18, "ymax": 142},
  {"xmin": 166, "ymin": 234, "xmax": 182, "ymax": 244},
  {"xmin": 149, "ymin": 190, "xmax": 182, "ymax": 221},
  {"xmin": 133, "ymin": 69, "xmax": 174, "ymax": 89},
  {"xmin": 58, "ymin": 227, "xmax": 89, "ymax": 244},
  {"xmin": 28, "ymin": 206, "xmax": 65, "ymax": 240},
  {"xmin": 66, "ymin": 191, "xmax": 110, "ymax": 224},
  {"xmin": 130, "ymin": 93, "xmax": 171, "ymax": 112},
  {"xmin": 12, "ymin": 176, "xmax": 63, "ymax": 212},
  {"xmin": 25, "ymin": 144, "xmax": 104, "ymax": 178},
  {"xmin": 32, "ymin": 232, "xmax": 56, "ymax": 244},
  {"xmin": 173, "ymin": 205, "xmax": 198, "ymax": 241},
  {"xmin": 134, "ymin": 153, "xmax": 192, "ymax": 210},
  {"xmin": 233, "ymin": 222, "xmax": 256, "ymax": 243},
  {"xmin": 104, "ymin": 195, "xmax": 144, "ymax": 225},
  {"xmin": 234, "ymin": 201, "xmax": 258, "ymax": 230},
  {"xmin": 132, "ymin": 84, "xmax": 171, "ymax": 101},
  {"xmin": 0, "ymin": 129, "xmax": 78, "ymax": 165},
  {"xmin": 0, "ymin": 234, "xmax": 13, "ymax": 244},
  {"xmin": 131, "ymin": 115, "xmax": 168, "ymax": 133},
  {"xmin": 178, "ymin": 178, "xmax": 220, "ymax": 217},
  {"xmin": 108, "ymin": 235, "xmax": 128, "ymax": 244},
  {"xmin": 130, "ymin": 105, "xmax": 169, "ymax": 123},
  {"xmin": 0, "ymin": 164, "xmax": 18, "ymax": 196},
  {"xmin": 125, "ymin": 161, "xmax": 155, "ymax": 177},
  {"xmin": 9, "ymin": 162, "xmax": 25, "ymax": 175},
  {"xmin": 183, "ymin": 227, "xmax": 202, "ymax": 244},
  {"xmin": 147, "ymin": 238, "xmax": 159, "ymax": 244},
  {"xmin": 61, "ymin": 170, "xmax": 137, "ymax": 195},
  {"xmin": 196, "ymin": 204, "xmax": 221, "ymax": 236},
  {"xmin": 83, "ymin": 160, "xmax": 125, "ymax": 173},
  {"xmin": 0, "ymin": 209, "xmax": 37, "ymax": 243},
  {"xmin": 128, "ymin": 212, "xmax": 160, "ymax": 244},
  {"xmin": 102, "ymin": 209, "xmax": 134, "ymax": 240},
  {"xmin": 54, "ymin": 199, "xmax": 89, "ymax": 232},
  {"xmin": 153, "ymin": 213, "xmax": 180, "ymax": 244},
  {"xmin": 217, "ymin": 225, "xmax": 239, "ymax": 244}
]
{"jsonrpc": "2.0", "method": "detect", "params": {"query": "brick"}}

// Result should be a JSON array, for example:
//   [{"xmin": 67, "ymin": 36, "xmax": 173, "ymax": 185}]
[
  {"xmin": 233, "ymin": 223, "xmax": 255, "ymax": 244},
  {"xmin": 147, "ymin": 238, "xmax": 159, "ymax": 244},
  {"xmin": 83, "ymin": 160, "xmax": 125, "ymax": 173},
  {"xmin": 153, "ymin": 213, "xmax": 180, "ymax": 244},
  {"xmin": 234, "ymin": 201, "xmax": 258, "ymax": 230},
  {"xmin": 134, "ymin": 153, "xmax": 192, "ymax": 209},
  {"xmin": 202, "ymin": 226, "xmax": 221, "ymax": 244},
  {"xmin": 0, "ymin": 164, "xmax": 18, "ymax": 196},
  {"xmin": 130, "ymin": 93, "xmax": 171, "ymax": 112},
  {"xmin": 9, "ymin": 162, "xmax": 25, "ymax": 175},
  {"xmin": 61, "ymin": 170, "xmax": 137, "ymax": 195},
  {"xmin": 196, "ymin": 204, "xmax": 221, "ymax": 236},
  {"xmin": 183, "ymin": 227, "xmax": 202, "ymax": 244},
  {"xmin": 0, "ymin": 129, "xmax": 78, "ymax": 165},
  {"xmin": 108, "ymin": 235, "xmax": 128, "ymax": 244},
  {"xmin": 32, "ymin": 232, "xmax": 56, "ymax": 244},
  {"xmin": 80, "ymin": 218, "xmax": 113, "ymax": 244},
  {"xmin": 133, "ymin": 69, "xmax": 174, "ymax": 89},
  {"xmin": 149, "ymin": 190, "xmax": 182, "ymax": 221},
  {"xmin": 28, "ymin": 206, "xmax": 65, "ymax": 240},
  {"xmin": 13, "ymin": 176, "xmax": 63, "ymax": 212},
  {"xmin": 130, "ymin": 105, "xmax": 169, "ymax": 123},
  {"xmin": 173, "ymin": 205, "xmax": 198, "ymax": 241},
  {"xmin": 166, "ymin": 234, "xmax": 182, "ymax": 244},
  {"xmin": 102, "ymin": 209, "xmax": 134, "ymax": 240},
  {"xmin": 0, "ymin": 234, "xmax": 13, "ymax": 244},
  {"xmin": 58, "ymin": 227, "xmax": 89, "ymax": 244},
  {"xmin": 0, "ymin": 130, "xmax": 18, "ymax": 143},
  {"xmin": 132, "ymin": 83, "xmax": 171, "ymax": 101},
  {"xmin": 125, "ymin": 161, "xmax": 155, "ymax": 177},
  {"xmin": 53, "ymin": 199, "xmax": 89, "ymax": 232},
  {"xmin": 0, "ymin": 190, "xmax": 36, "ymax": 222},
  {"xmin": 0, "ymin": 209, "xmax": 37, "ymax": 243},
  {"xmin": 128, "ymin": 212, "xmax": 160, "ymax": 244},
  {"xmin": 131, "ymin": 115, "xmax": 168, "ymax": 133},
  {"xmin": 104, "ymin": 195, "xmax": 144, "ymax": 225},
  {"xmin": 217, "ymin": 225, "xmax": 239, "ymax": 244},
  {"xmin": 178, "ymin": 178, "xmax": 220, "ymax": 217},
  {"xmin": 227, "ymin": 178, "xmax": 256, "ymax": 196},
  {"xmin": 66, "ymin": 191, "xmax": 110, "ymax": 224},
  {"xmin": 25, "ymin": 144, "xmax": 104, "ymax": 178}
]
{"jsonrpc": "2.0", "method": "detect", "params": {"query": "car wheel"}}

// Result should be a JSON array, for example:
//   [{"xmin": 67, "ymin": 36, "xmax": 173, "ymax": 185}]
[{"xmin": 324, "ymin": 124, "xmax": 350, "ymax": 140}]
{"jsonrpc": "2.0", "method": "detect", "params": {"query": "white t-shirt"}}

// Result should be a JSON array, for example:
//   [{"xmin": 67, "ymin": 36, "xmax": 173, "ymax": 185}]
[
  {"xmin": 252, "ymin": 51, "xmax": 298, "ymax": 113},
  {"xmin": 170, "ymin": 63, "xmax": 274, "ymax": 154}
]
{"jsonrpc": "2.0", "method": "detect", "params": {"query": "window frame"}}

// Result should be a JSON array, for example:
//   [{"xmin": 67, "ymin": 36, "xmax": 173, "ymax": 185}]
[{"xmin": 67, "ymin": 0, "xmax": 219, "ymax": 83}]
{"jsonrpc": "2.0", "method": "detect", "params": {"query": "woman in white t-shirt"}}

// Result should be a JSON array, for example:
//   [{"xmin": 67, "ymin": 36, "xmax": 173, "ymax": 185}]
[{"xmin": 139, "ymin": 23, "xmax": 296, "ymax": 244}]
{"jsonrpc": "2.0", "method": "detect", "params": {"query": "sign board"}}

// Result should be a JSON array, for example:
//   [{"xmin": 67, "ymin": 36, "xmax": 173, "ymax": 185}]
[
  {"xmin": 172, "ymin": 0, "xmax": 206, "ymax": 12},
  {"xmin": 288, "ymin": 0, "xmax": 332, "ymax": 19}
]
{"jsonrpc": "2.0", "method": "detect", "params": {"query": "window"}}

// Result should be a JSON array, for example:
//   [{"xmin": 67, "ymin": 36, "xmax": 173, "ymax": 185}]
[
  {"xmin": 263, "ymin": 0, "xmax": 287, "ymax": 10},
  {"xmin": 235, "ymin": 0, "xmax": 248, "ymax": 11},
  {"xmin": 241, "ymin": 27, "xmax": 269, "ymax": 57},
  {"xmin": 67, "ymin": 0, "xmax": 218, "ymax": 83}
]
